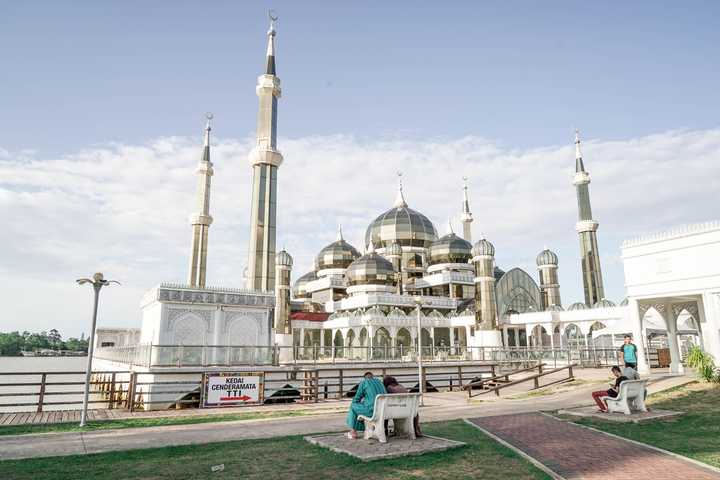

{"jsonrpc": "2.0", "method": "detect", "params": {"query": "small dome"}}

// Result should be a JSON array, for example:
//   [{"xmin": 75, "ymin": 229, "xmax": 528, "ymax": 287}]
[
  {"xmin": 428, "ymin": 233, "xmax": 472, "ymax": 265},
  {"xmin": 536, "ymin": 249, "xmax": 559, "ymax": 267},
  {"xmin": 493, "ymin": 266, "xmax": 505, "ymax": 281},
  {"xmin": 345, "ymin": 251, "xmax": 397, "ymax": 287},
  {"xmin": 315, "ymin": 238, "xmax": 360, "ymax": 270},
  {"xmin": 471, "ymin": 238, "xmax": 495, "ymax": 257},
  {"xmin": 275, "ymin": 249, "xmax": 293, "ymax": 267},
  {"xmin": 593, "ymin": 298, "xmax": 616, "ymax": 308},
  {"xmin": 546, "ymin": 304, "xmax": 564, "ymax": 312},
  {"xmin": 567, "ymin": 302, "xmax": 588, "ymax": 311},
  {"xmin": 386, "ymin": 240, "xmax": 403, "ymax": 257},
  {"xmin": 292, "ymin": 271, "xmax": 317, "ymax": 299}
]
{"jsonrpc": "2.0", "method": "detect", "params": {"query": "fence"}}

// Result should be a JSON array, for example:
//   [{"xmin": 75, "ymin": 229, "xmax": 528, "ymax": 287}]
[
  {"xmin": 0, "ymin": 363, "xmax": 498, "ymax": 413},
  {"xmin": 94, "ymin": 344, "xmax": 624, "ymax": 368}
]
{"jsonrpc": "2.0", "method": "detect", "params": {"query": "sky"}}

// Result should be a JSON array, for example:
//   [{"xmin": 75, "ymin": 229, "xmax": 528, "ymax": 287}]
[{"xmin": 1, "ymin": 1, "xmax": 719, "ymax": 338}]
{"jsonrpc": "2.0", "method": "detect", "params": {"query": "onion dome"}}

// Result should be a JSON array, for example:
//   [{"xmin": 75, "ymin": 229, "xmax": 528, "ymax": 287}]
[
  {"xmin": 364, "ymin": 181, "xmax": 437, "ymax": 248},
  {"xmin": 428, "ymin": 233, "xmax": 472, "ymax": 265},
  {"xmin": 593, "ymin": 298, "xmax": 616, "ymax": 308},
  {"xmin": 275, "ymin": 249, "xmax": 293, "ymax": 267},
  {"xmin": 493, "ymin": 266, "xmax": 505, "ymax": 281},
  {"xmin": 536, "ymin": 248, "xmax": 559, "ymax": 267},
  {"xmin": 315, "ymin": 227, "xmax": 360, "ymax": 270},
  {"xmin": 386, "ymin": 240, "xmax": 403, "ymax": 257},
  {"xmin": 292, "ymin": 271, "xmax": 317, "ymax": 299},
  {"xmin": 345, "ymin": 243, "xmax": 397, "ymax": 287},
  {"xmin": 567, "ymin": 302, "xmax": 588, "ymax": 311},
  {"xmin": 471, "ymin": 237, "xmax": 495, "ymax": 257},
  {"xmin": 546, "ymin": 304, "xmax": 564, "ymax": 312}
]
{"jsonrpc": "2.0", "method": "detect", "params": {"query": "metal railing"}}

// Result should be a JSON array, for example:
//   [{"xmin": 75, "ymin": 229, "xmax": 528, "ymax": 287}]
[{"xmin": 93, "ymin": 344, "xmax": 624, "ymax": 368}]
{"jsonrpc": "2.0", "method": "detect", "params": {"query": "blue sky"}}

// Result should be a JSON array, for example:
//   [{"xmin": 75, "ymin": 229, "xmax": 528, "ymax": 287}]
[
  {"xmin": 1, "ymin": 2, "xmax": 720, "ymax": 337},
  {"xmin": 2, "ymin": 1, "xmax": 719, "ymax": 155}
]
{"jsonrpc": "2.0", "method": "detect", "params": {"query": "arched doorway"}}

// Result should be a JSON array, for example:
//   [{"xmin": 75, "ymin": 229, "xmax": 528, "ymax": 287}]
[
  {"xmin": 396, "ymin": 328, "xmax": 412, "ymax": 357},
  {"xmin": 373, "ymin": 327, "xmax": 391, "ymax": 359},
  {"xmin": 333, "ymin": 330, "xmax": 344, "ymax": 358}
]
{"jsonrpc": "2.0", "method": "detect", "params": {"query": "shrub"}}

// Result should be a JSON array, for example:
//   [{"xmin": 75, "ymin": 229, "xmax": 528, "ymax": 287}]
[{"xmin": 686, "ymin": 345, "xmax": 720, "ymax": 383}]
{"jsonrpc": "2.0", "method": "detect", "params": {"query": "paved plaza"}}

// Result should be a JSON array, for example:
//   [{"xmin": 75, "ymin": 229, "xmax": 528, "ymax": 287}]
[{"xmin": 468, "ymin": 412, "xmax": 720, "ymax": 479}]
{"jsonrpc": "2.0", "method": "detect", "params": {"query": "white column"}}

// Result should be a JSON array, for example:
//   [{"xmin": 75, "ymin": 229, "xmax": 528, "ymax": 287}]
[
  {"xmin": 663, "ymin": 302, "xmax": 684, "ymax": 374},
  {"xmin": 700, "ymin": 292, "xmax": 720, "ymax": 359},
  {"xmin": 502, "ymin": 326, "xmax": 509, "ymax": 347},
  {"xmin": 449, "ymin": 327, "xmax": 456, "ymax": 355}
]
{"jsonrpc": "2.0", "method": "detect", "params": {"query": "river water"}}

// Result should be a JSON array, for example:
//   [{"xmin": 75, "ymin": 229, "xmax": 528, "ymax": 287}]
[{"xmin": 0, "ymin": 356, "xmax": 93, "ymax": 413}]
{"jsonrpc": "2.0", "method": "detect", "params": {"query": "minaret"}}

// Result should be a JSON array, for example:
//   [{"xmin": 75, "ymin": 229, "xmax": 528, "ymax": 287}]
[
  {"xmin": 274, "ymin": 249, "xmax": 293, "ymax": 335},
  {"xmin": 460, "ymin": 177, "xmax": 473, "ymax": 242},
  {"xmin": 471, "ymin": 237, "xmax": 498, "ymax": 330},
  {"xmin": 247, "ymin": 13, "xmax": 283, "ymax": 291},
  {"xmin": 573, "ymin": 130, "xmax": 605, "ymax": 305},
  {"xmin": 537, "ymin": 248, "xmax": 561, "ymax": 309},
  {"xmin": 187, "ymin": 114, "xmax": 214, "ymax": 288}
]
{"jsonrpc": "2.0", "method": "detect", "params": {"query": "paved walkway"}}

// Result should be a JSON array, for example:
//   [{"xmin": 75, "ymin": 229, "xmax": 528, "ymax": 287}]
[
  {"xmin": 0, "ymin": 373, "xmax": 693, "ymax": 461},
  {"xmin": 468, "ymin": 413, "xmax": 720, "ymax": 479}
]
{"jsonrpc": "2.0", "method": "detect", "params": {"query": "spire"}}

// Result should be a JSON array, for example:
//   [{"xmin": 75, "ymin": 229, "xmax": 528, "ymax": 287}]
[
  {"xmin": 337, "ymin": 224, "xmax": 344, "ymax": 242},
  {"xmin": 446, "ymin": 218, "xmax": 455, "ymax": 235},
  {"xmin": 393, "ymin": 171, "xmax": 407, "ymax": 208},
  {"xmin": 462, "ymin": 177, "xmax": 471, "ymax": 215},
  {"xmin": 265, "ymin": 10, "xmax": 278, "ymax": 75},
  {"xmin": 367, "ymin": 240, "xmax": 376, "ymax": 254},
  {"xmin": 460, "ymin": 176, "xmax": 473, "ymax": 242},
  {"xmin": 575, "ymin": 129, "xmax": 586, "ymax": 173},
  {"xmin": 201, "ymin": 113, "xmax": 212, "ymax": 163}
]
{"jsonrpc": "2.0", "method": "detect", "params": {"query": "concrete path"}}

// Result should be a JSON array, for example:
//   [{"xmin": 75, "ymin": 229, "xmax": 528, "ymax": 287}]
[
  {"xmin": 0, "ymin": 373, "xmax": 693, "ymax": 461},
  {"xmin": 468, "ymin": 412, "xmax": 720, "ymax": 479}
]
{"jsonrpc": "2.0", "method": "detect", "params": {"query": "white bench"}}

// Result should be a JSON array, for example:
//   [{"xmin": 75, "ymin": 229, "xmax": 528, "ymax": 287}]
[
  {"xmin": 358, "ymin": 393, "xmax": 421, "ymax": 443},
  {"xmin": 601, "ymin": 379, "xmax": 648, "ymax": 415}
]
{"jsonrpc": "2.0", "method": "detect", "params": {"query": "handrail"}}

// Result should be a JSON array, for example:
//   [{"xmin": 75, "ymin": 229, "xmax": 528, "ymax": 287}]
[
  {"xmin": 463, "ymin": 363, "xmax": 546, "ymax": 392},
  {"xmin": 469, "ymin": 364, "xmax": 576, "ymax": 398}
]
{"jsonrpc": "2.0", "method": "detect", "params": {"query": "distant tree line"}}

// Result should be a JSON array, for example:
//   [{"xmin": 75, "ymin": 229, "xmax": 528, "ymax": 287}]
[{"xmin": 0, "ymin": 329, "xmax": 88, "ymax": 356}]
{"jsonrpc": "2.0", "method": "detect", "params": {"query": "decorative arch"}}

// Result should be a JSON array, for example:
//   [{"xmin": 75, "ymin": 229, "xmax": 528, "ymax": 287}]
[
  {"xmin": 495, "ymin": 268, "xmax": 542, "ymax": 316},
  {"xmin": 173, "ymin": 314, "xmax": 206, "ymax": 345},
  {"xmin": 396, "ymin": 328, "xmax": 412, "ymax": 350}
]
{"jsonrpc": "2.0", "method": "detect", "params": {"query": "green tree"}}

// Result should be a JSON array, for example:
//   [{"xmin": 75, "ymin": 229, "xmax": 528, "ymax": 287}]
[
  {"xmin": 0, "ymin": 332, "xmax": 24, "ymax": 355},
  {"xmin": 47, "ymin": 329, "xmax": 62, "ymax": 349}
]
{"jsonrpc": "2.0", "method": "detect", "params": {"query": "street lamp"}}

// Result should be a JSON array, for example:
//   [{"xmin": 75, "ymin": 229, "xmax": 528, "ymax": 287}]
[
  {"xmin": 76, "ymin": 272, "xmax": 119, "ymax": 427},
  {"xmin": 413, "ymin": 296, "xmax": 424, "ymax": 406}
]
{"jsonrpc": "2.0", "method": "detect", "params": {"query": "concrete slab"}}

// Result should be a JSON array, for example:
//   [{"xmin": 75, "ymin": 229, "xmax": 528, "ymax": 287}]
[
  {"xmin": 305, "ymin": 433, "xmax": 465, "ymax": 461},
  {"xmin": 557, "ymin": 405, "xmax": 684, "ymax": 423}
]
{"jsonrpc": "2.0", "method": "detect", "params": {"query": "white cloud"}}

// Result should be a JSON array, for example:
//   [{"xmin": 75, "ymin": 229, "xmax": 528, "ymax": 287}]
[{"xmin": 1, "ymin": 128, "xmax": 719, "ymax": 337}]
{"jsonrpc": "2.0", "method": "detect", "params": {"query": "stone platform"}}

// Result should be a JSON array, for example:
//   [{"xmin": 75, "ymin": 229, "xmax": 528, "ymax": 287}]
[
  {"xmin": 557, "ymin": 406, "xmax": 683, "ymax": 423},
  {"xmin": 305, "ymin": 433, "xmax": 465, "ymax": 461}
]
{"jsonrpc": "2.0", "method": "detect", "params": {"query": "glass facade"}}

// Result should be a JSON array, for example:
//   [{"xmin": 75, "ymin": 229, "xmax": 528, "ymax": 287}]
[
  {"xmin": 365, "ymin": 205, "xmax": 437, "ymax": 248},
  {"xmin": 495, "ymin": 268, "xmax": 541, "ymax": 316}
]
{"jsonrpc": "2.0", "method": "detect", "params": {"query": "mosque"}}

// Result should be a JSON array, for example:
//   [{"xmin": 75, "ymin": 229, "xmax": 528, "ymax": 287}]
[{"xmin": 96, "ymin": 15, "xmax": 720, "ymax": 377}]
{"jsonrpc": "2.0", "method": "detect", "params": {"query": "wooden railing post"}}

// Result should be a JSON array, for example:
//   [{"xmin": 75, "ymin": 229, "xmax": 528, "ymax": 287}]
[
  {"xmin": 457, "ymin": 365, "xmax": 463, "ymax": 389},
  {"xmin": 338, "ymin": 369, "xmax": 344, "ymax": 399},
  {"xmin": 313, "ymin": 370, "xmax": 319, "ymax": 403},
  {"xmin": 36, "ymin": 373, "xmax": 47, "ymax": 413},
  {"xmin": 108, "ymin": 372, "xmax": 117, "ymax": 409},
  {"xmin": 128, "ymin": 372, "xmax": 138, "ymax": 412},
  {"xmin": 568, "ymin": 364, "xmax": 574, "ymax": 380}
]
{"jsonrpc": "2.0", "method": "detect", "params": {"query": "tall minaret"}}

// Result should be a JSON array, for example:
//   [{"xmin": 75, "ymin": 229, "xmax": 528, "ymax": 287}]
[
  {"xmin": 187, "ymin": 114, "xmax": 214, "ymax": 288},
  {"xmin": 573, "ymin": 130, "xmax": 605, "ymax": 306},
  {"xmin": 247, "ymin": 13, "xmax": 283, "ymax": 291},
  {"xmin": 274, "ymin": 249, "xmax": 293, "ymax": 335},
  {"xmin": 460, "ymin": 177, "xmax": 473, "ymax": 242}
]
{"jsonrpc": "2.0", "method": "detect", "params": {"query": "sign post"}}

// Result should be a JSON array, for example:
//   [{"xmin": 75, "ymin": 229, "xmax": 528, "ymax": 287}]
[{"xmin": 202, "ymin": 372, "xmax": 264, "ymax": 408}]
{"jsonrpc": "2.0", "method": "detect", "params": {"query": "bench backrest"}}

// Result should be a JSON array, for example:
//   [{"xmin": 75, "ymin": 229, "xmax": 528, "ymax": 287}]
[
  {"xmin": 373, "ymin": 393, "xmax": 420, "ymax": 421},
  {"xmin": 619, "ymin": 379, "xmax": 647, "ymax": 399}
]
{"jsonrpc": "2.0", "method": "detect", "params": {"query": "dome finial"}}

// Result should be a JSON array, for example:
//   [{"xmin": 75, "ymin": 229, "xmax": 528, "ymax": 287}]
[
  {"xmin": 337, "ymin": 224, "xmax": 343, "ymax": 241},
  {"xmin": 393, "ymin": 171, "xmax": 407, "ymax": 208},
  {"xmin": 367, "ymin": 239, "xmax": 376, "ymax": 254}
]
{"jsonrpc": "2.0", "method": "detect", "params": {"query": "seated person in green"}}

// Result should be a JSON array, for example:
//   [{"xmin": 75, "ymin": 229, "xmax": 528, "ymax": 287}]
[{"xmin": 346, "ymin": 371, "xmax": 386, "ymax": 439}]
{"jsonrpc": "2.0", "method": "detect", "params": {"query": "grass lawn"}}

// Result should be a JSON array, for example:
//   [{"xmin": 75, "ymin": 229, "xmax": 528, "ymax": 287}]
[
  {"xmin": 0, "ymin": 409, "xmax": 318, "ymax": 436},
  {"xmin": 0, "ymin": 420, "xmax": 551, "ymax": 480},
  {"xmin": 564, "ymin": 381, "xmax": 720, "ymax": 468}
]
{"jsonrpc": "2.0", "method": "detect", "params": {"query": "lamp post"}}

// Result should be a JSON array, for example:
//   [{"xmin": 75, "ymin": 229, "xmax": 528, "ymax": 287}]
[
  {"xmin": 76, "ymin": 272, "xmax": 119, "ymax": 427},
  {"xmin": 413, "ymin": 296, "xmax": 424, "ymax": 406}
]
